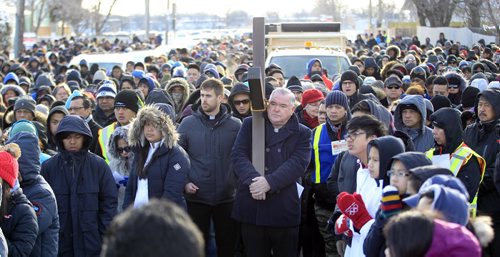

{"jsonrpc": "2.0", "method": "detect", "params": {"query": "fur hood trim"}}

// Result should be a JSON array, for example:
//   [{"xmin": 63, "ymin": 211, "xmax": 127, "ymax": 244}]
[{"xmin": 128, "ymin": 105, "xmax": 179, "ymax": 149}]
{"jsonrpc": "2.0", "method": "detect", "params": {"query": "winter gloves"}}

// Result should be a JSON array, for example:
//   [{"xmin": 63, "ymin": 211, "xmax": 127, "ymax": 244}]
[
  {"xmin": 337, "ymin": 192, "xmax": 372, "ymax": 231},
  {"xmin": 380, "ymin": 185, "xmax": 403, "ymax": 219}
]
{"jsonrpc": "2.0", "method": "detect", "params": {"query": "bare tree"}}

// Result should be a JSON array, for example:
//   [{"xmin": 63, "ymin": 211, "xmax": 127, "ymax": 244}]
[
  {"xmin": 485, "ymin": 0, "xmax": 500, "ymax": 43},
  {"xmin": 313, "ymin": 0, "xmax": 343, "ymax": 21},
  {"xmin": 92, "ymin": 0, "xmax": 118, "ymax": 36},
  {"xmin": 409, "ymin": 0, "xmax": 457, "ymax": 27}
]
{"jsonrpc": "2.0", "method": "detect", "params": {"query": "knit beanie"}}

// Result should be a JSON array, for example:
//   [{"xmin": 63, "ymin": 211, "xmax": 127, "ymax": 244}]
[
  {"xmin": 340, "ymin": 70, "xmax": 360, "ymax": 89},
  {"xmin": 0, "ymin": 151, "xmax": 19, "ymax": 188},
  {"xmin": 14, "ymin": 97, "xmax": 37, "ymax": 116},
  {"xmin": 431, "ymin": 95, "xmax": 452, "ymax": 112},
  {"xmin": 8, "ymin": 120, "xmax": 37, "ymax": 140},
  {"xmin": 286, "ymin": 76, "xmax": 303, "ymax": 93},
  {"xmin": 96, "ymin": 81, "xmax": 117, "ymax": 99},
  {"xmin": 461, "ymin": 86, "xmax": 480, "ymax": 108},
  {"xmin": 93, "ymin": 70, "xmax": 108, "ymax": 84},
  {"xmin": 301, "ymin": 89, "xmax": 324, "ymax": 107},
  {"xmin": 325, "ymin": 91, "xmax": 349, "ymax": 110},
  {"xmin": 115, "ymin": 90, "xmax": 143, "ymax": 114}
]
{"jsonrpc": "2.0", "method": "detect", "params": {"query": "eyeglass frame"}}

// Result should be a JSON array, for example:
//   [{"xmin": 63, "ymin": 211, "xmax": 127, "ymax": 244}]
[{"xmin": 387, "ymin": 170, "xmax": 411, "ymax": 178}]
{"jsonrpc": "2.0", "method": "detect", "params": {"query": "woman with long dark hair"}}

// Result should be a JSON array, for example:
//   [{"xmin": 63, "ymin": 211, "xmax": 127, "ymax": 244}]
[{"xmin": 123, "ymin": 105, "xmax": 189, "ymax": 209}]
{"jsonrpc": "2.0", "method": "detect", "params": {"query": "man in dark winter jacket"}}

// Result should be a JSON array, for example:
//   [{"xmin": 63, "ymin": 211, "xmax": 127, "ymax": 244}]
[
  {"xmin": 428, "ymin": 108, "xmax": 484, "ymax": 206},
  {"xmin": 41, "ymin": 115, "xmax": 117, "ymax": 257},
  {"xmin": 340, "ymin": 70, "xmax": 368, "ymax": 109},
  {"xmin": 7, "ymin": 132, "xmax": 59, "ymax": 257},
  {"xmin": 393, "ymin": 95, "xmax": 434, "ymax": 152},
  {"xmin": 464, "ymin": 88, "xmax": 500, "ymax": 256},
  {"xmin": 228, "ymin": 82, "xmax": 252, "ymax": 121},
  {"xmin": 232, "ymin": 87, "xmax": 311, "ymax": 257},
  {"xmin": 310, "ymin": 91, "xmax": 351, "ymax": 257},
  {"xmin": 68, "ymin": 94, "xmax": 102, "ymax": 154},
  {"xmin": 178, "ymin": 79, "xmax": 241, "ymax": 257}
]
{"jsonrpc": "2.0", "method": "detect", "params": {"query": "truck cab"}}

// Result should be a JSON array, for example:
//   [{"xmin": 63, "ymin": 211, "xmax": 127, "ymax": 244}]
[{"xmin": 265, "ymin": 22, "xmax": 351, "ymax": 79}]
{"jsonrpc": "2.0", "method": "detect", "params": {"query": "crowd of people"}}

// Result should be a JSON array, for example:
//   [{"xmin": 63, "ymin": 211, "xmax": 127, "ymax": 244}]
[{"xmin": 0, "ymin": 31, "xmax": 496, "ymax": 257}]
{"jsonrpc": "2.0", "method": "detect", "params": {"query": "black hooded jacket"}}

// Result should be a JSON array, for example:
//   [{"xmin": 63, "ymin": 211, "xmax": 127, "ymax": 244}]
[
  {"xmin": 7, "ymin": 132, "xmax": 59, "ymax": 257},
  {"xmin": 41, "ymin": 115, "xmax": 117, "ymax": 257},
  {"xmin": 228, "ymin": 83, "xmax": 251, "ymax": 121},
  {"xmin": 464, "ymin": 89, "xmax": 500, "ymax": 214},
  {"xmin": 367, "ymin": 136, "xmax": 406, "ymax": 188},
  {"xmin": 430, "ymin": 108, "xmax": 481, "ymax": 201}
]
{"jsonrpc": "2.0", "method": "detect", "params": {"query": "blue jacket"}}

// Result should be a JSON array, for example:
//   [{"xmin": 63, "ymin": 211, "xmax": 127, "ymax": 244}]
[
  {"xmin": 178, "ymin": 104, "xmax": 241, "ymax": 206},
  {"xmin": 231, "ymin": 113, "xmax": 311, "ymax": 227},
  {"xmin": 123, "ymin": 105, "xmax": 189, "ymax": 209},
  {"xmin": 7, "ymin": 132, "xmax": 59, "ymax": 257},
  {"xmin": 41, "ymin": 115, "xmax": 117, "ymax": 257}
]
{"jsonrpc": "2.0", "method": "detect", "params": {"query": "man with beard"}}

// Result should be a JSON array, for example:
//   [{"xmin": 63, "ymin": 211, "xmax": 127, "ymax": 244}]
[{"xmin": 178, "ymin": 78, "xmax": 241, "ymax": 257}]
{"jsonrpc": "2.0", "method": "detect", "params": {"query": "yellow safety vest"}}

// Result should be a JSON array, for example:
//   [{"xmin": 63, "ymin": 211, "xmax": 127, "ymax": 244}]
[
  {"xmin": 98, "ymin": 122, "xmax": 116, "ymax": 164},
  {"xmin": 426, "ymin": 142, "xmax": 486, "ymax": 217},
  {"xmin": 313, "ymin": 124, "xmax": 323, "ymax": 184}
]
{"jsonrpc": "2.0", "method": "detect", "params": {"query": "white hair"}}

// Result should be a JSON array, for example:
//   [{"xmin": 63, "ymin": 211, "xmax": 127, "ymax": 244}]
[{"xmin": 269, "ymin": 87, "xmax": 295, "ymax": 106}]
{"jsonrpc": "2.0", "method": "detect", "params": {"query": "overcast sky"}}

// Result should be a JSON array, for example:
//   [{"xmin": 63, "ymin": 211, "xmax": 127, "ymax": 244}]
[{"xmin": 83, "ymin": 0, "xmax": 404, "ymax": 17}]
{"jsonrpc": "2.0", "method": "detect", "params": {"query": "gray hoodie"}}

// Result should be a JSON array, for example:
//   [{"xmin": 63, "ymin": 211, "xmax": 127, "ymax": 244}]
[{"xmin": 394, "ymin": 95, "xmax": 434, "ymax": 152}]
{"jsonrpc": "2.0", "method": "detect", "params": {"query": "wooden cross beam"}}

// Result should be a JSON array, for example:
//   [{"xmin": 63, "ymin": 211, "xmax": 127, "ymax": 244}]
[{"xmin": 250, "ymin": 17, "xmax": 266, "ymax": 176}]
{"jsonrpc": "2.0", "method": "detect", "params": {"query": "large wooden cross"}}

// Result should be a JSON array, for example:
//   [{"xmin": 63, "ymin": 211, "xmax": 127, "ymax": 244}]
[{"xmin": 248, "ymin": 17, "xmax": 266, "ymax": 175}]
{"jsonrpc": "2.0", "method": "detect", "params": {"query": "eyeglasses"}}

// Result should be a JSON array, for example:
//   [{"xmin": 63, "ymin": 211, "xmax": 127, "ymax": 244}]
[
  {"xmin": 345, "ymin": 131, "xmax": 366, "ymax": 141},
  {"xmin": 233, "ymin": 99, "xmax": 250, "ymax": 106},
  {"xmin": 117, "ymin": 146, "xmax": 131, "ymax": 153},
  {"xmin": 386, "ymin": 85, "xmax": 401, "ymax": 90},
  {"xmin": 388, "ymin": 170, "xmax": 411, "ymax": 178},
  {"xmin": 68, "ymin": 106, "xmax": 85, "ymax": 112}
]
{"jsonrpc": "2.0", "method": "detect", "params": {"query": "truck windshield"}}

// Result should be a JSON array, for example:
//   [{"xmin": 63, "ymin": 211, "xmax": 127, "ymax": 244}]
[{"xmin": 268, "ymin": 55, "xmax": 350, "ymax": 79}]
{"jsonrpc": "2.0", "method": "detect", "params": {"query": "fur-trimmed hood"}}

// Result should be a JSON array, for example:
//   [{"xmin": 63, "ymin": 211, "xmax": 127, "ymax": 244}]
[
  {"xmin": 386, "ymin": 45, "xmax": 401, "ymax": 60},
  {"xmin": 128, "ymin": 105, "xmax": 179, "ymax": 149},
  {"xmin": 165, "ymin": 78, "xmax": 190, "ymax": 113},
  {"xmin": 444, "ymin": 71, "xmax": 467, "ymax": 92}
]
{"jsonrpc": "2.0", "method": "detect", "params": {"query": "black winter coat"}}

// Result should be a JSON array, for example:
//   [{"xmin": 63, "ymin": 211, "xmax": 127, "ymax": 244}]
[
  {"xmin": 0, "ymin": 189, "xmax": 39, "ymax": 257},
  {"xmin": 178, "ymin": 104, "xmax": 241, "ymax": 206},
  {"xmin": 231, "ymin": 113, "xmax": 311, "ymax": 227},
  {"xmin": 41, "ymin": 115, "xmax": 117, "ymax": 257}
]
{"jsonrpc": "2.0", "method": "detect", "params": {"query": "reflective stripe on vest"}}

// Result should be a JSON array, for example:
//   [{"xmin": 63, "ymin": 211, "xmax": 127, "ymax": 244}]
[
  {"xmin": 98, "ymin": 123, "xmax": 116, "ymax": 164},
  {"xmin": 313, "ymin": 125, "xmax": 324, "ymax": 184},
  {"xmin": 425, "ymin": 143, "xmax": 486, "ymax": 217}
]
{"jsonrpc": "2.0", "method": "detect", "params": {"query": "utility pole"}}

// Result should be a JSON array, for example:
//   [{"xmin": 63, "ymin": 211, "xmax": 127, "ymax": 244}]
[
  {"xmin": 368, "ymin": 0, "xmax": 373, "ymax": 33},
  {"xmin": 165, "ymin": 0, "xmax": 170, "ymax": 45},
  {"xmin": 145, "ymin": 0, "xmax": 150, "ymax": 42},
  {"xmin": 172, "ymin": 2, "xmax": 176, "ymax": 39},
  {"xmin": 14, "ymin": 0, "xmax": 26, "ymax": 59},
  {"xmin": 377, "ymin": 0, "xmax": 383, "ymax": 28}
]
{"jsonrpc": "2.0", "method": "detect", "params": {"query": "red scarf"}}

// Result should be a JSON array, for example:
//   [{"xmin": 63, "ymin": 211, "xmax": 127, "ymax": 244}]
[{"xmin": 303, "ymin": 111, "xmax": 319, "ymax": 129}]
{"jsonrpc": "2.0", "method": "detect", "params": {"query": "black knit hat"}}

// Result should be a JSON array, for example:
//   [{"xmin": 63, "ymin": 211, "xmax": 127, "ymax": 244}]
[
  {"xmin": 114, "ymin": 90, "xmax": 144, "ymax": 114},
  {"xmin": 430, "ymin": 95, "xmax": 452, "ymax": 112},
  {"xmin": 286, "ymin": 76, "xmax": 303, "ymax": 93},
  {"xmin": 340, "ymin": 70, "xmax": 360, "ymax": 89},
  {"xmin": 461, "ymin": 86, "xmax": 480, "ymax": 109}
]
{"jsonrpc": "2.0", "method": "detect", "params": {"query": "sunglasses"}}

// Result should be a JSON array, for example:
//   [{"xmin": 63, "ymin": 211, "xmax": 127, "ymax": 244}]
[
  {"xmin": 233, "ymin": 99, "xmax": 250, "ymax": 105},
  {"xmin": 448, "ymin": 84, "xmax": 459, "ymax": 88},
  {"xmin": 386, "ymin": 85, "xmax": 401, "ymax": 90},
  {"xmin": 117, "ymin": 146, "xmax": 131, "ymax": 153}
]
